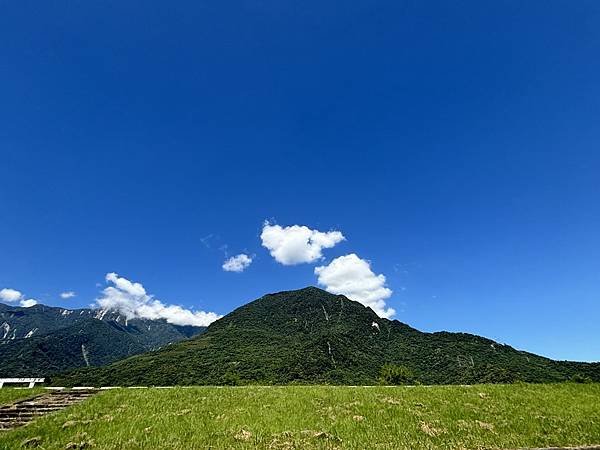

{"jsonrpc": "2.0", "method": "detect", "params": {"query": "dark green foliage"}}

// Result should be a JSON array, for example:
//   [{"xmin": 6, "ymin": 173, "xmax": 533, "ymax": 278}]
[
  {"xmin": 379, "ymin": 364, "xmax": 415, "ymax": 385},
  {"xmin": 570, "ymin": 373, "xmax": 593, "ymax": 384},
  {"xmin": 0, "ymin": 303, "xmax": 205, "ymax": 377},
  {"xmin": 221, "ymin": 369, "xmax": 242, "ymax": 386},
  {"xmin": 0, "ymin": 319, "xmax": 146, "ymax": 377},
  {"xmin": 53, "ymin": 287, "xmax": 600, "ymax": 386}
]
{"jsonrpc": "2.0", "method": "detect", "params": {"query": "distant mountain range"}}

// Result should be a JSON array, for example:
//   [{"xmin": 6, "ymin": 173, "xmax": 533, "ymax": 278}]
[
  {"xmin": 53, "ymin": 287, "xmax": 600, "ymax": 386},
  {"xmin": 0, "ymin": 302, "xmax": 205, "ymax": 377}
]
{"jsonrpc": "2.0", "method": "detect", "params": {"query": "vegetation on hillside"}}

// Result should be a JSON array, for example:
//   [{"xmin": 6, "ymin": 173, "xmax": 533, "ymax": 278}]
[
  {"xmin": 54, "ymin": 288, "xmax": 600, "ymax": 386},
  {"xmin": 0, "ymin": 303, "xmax": 205, "ymax": 377}
]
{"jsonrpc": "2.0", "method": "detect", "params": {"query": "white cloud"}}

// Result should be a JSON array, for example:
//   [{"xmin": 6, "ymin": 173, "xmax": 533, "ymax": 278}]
[
  {"xmin": 0, "ymin": 288, "xmax": 38, "ymax": 308},
  {"xmin": 0, "ymin": 288, "xmax": 23, "ymax": 303},
  {"xmin": 96, "ymin": 273, "xmax": 221, "ymax": 327},
  {"xmin": 260, "ymin": 222, "xmax": 345, "ymax": 265},
  {"xmin": 20, "ymin": 299, "xmax": 38, "ymax": 308},
  {"xmin": 314, "ymin": 253, "xmax": 395, "ymax": 319},
  {"xmin": 222, "ymin": 254, "xmax": 253, "ymax": 272},
  {"xmin": 105, "ymin": 272, "xmax": 146, "ymax": 297},
  {"xmin": 60, "ymin": 291, "xmax": 76, "ymax": 299}
]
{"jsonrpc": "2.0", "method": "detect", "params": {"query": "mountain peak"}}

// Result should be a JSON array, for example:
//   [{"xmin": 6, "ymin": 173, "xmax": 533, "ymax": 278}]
[
  {"xmin": 215, "ymin": 285, "xmax": 379, "ymax": 332},
  {"xmin": 268, "ymin": 286, "xmax": 333, "ymax": 297},
  {"xmin": 0, "ymin": 301, "xmax": 207, "ymax": 377},
  {"xmin": 51, "ymin": 287, "xmax": 600, "ymax": 386}
]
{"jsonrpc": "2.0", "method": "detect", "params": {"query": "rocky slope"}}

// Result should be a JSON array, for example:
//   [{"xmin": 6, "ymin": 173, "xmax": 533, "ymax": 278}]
[{"xmin": 0, "ymin": 303, "xmax": 205, "ymax": 377}]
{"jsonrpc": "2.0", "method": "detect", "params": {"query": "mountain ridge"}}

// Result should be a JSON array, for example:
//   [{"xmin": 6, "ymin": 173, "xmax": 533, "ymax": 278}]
[
  {"xmin": 0, "ymin": 302, "xmax": 206, "ymax": 377},
  {"xmin": 53, "ymin": 287, "xmax": 600, "ymax": 386}
]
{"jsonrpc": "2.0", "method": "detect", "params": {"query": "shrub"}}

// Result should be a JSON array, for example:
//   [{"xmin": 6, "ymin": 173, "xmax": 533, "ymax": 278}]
[
  {"xmin": 570, "ymin": 374, "xmax": 592, "ymax": 384},
  {"xmin": 221, "ymin": 370, "xmax": 242, "ymax": 386},
  {"xmin": 379, "ymin": 364, "xmax": 416, "ymax": 385}
]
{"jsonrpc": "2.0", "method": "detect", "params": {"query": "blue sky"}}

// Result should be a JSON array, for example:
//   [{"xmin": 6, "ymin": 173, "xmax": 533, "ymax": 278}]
[{"xmin": 1, "ymin": 1, "xmax": 599, "ymax": 361}]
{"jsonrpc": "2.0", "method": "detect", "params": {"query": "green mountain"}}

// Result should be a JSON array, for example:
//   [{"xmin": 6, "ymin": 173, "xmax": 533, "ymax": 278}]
[
  {"xmin": 0, "ymin": 303, "xmax": 206, "ymax": 377},
  {"xmin": 54, "ymin": 287, "xmax": 600, "ymax": 386}
]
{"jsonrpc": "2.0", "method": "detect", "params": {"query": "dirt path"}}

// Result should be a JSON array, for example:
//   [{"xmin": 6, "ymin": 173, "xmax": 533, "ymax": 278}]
[{"xmin": 0, "ymin": 389, "xmax": 98, "ymax": 430}]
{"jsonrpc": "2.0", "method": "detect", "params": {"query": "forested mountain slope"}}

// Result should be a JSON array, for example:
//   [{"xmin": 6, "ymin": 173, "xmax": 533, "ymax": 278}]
[
  {"xmin": 0, "ymin": 303, "xmax": 205, "ymax": 376},
  {"xmin": 54, "ymin": 287, "xmax": 599, "ymax": 386}
]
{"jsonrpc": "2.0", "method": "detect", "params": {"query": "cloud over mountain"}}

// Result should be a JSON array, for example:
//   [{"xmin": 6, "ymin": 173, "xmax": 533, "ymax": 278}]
[
  {"xmin": 0, "ymin": 288, "xmax": 22, "ymax": 303},
  {"xmin": 315, "ymin": 254, "xmax": 395, "ymax": 318},
  {"xmin": 19, "ymin": 299, "xmax": 38, "ymax": 308},
  {"xmin": 260, "ymin": 222, "xmax": 345, "ymax": 265},
  {"xmin": 96, "ymin": 273, "xmax": 221, "ymax": 327},
  {"xmin": 0, "ymin": 288, "xmax": 38, "ymax": 308},
  {"xmin": 222, "ymin": 254, "xmax": 253, "ymax": 272}
]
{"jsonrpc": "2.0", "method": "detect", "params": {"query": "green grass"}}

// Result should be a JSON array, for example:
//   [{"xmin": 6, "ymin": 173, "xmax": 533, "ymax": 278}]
[
  {"xmin": 0, "ymin": 388, "xmax": 44, "ymax": 407},
  {"xmin": 1, "ymin": 384, "xmax": 599, "ymax": 449}
]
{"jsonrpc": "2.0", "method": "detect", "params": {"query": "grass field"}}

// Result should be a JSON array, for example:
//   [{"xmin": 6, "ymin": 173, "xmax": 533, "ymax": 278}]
[
  {"xmin": 1, "ymin": 384, "xmax": 599, "ymax": 449},
  {"xmin": 0, "ymin": 388, "xmax": 44, "ymax": 408}
]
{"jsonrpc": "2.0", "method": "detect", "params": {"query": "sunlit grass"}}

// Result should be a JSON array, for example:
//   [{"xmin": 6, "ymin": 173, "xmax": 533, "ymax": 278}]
[
  {"xmin": 0, "ymin": 388, "xmax": 44, "ymax": 407},
  {"xmin": 1, "ymin": 384, "xmax": 599, "ymax": 449}
]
